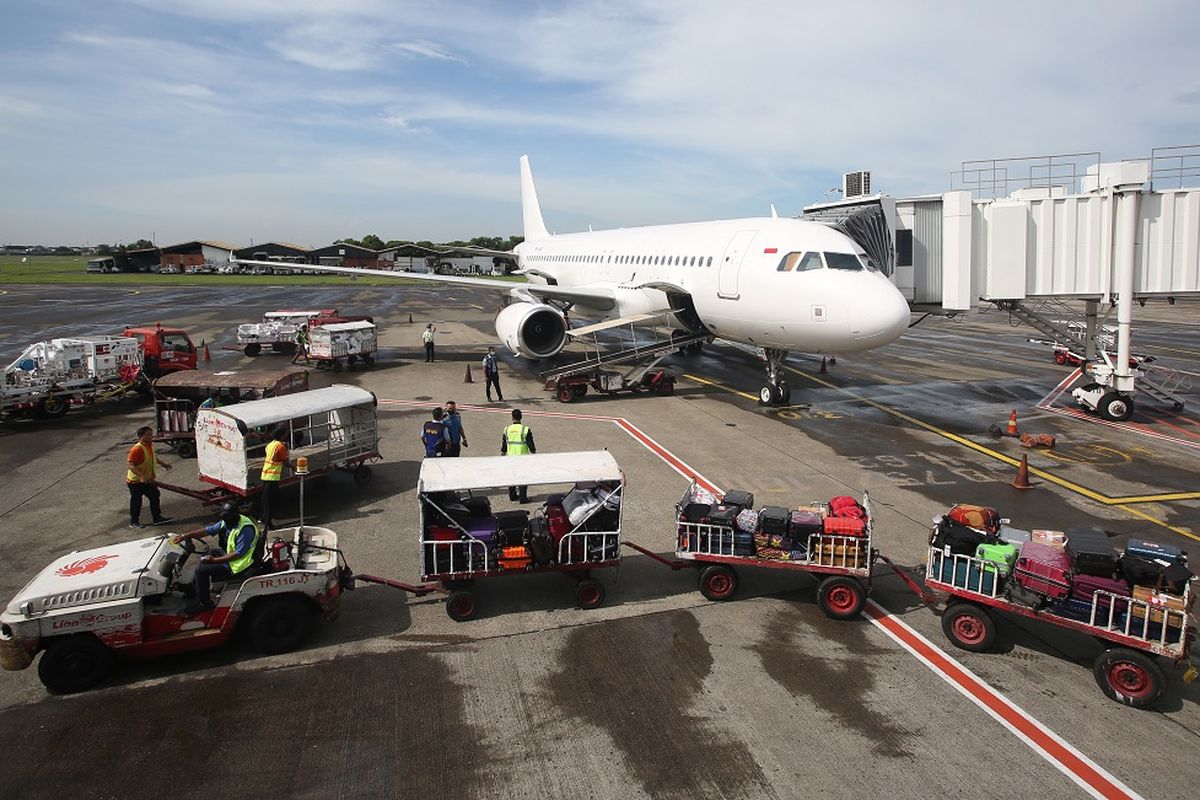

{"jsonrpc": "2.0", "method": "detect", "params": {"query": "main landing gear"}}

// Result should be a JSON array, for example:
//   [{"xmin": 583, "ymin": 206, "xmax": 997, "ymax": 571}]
[{"xmin": 758, "ymin": 348, "xmax": 791, "ymax": 406}]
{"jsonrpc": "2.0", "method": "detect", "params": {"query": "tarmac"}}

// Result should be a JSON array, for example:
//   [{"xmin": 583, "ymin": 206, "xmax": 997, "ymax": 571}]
[{"xmin": 0, "ymin": 284, "xmax": 1198, "ymax": 800}]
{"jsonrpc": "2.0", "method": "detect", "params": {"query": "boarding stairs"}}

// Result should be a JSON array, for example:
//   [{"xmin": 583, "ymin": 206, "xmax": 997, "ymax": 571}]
[
  {"xmin": 994, "ymin": 299, "xmax": 1091, "ymax": 349},
  {"xmin": 539, "ymin": 313, "xmax": 707, "ymax": 383},
  {"xmin": 1136, "ymin": 365, "xmax": 1191, "ymax": 411}
]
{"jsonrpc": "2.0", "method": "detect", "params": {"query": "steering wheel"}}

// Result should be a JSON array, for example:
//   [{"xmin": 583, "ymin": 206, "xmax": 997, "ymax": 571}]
[{"xmin": 176, "ymin": 536, "xmax": 212, "ymax": 556}]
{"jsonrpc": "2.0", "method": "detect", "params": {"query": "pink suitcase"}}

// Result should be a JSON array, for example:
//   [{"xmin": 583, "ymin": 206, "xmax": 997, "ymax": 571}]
[
  {"xmin": 1070, "ymin": 573, "xmax": 1131, "ymax": 613},
  {"xmin": 1014, "ymin": 541, "xmax": 1073, "ymax": 599}
]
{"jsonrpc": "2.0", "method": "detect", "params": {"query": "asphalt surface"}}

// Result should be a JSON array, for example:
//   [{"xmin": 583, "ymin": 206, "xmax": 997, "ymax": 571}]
[{"xmin": 1, "ymin": 284, "xmax": 1198, "ymax": 800}]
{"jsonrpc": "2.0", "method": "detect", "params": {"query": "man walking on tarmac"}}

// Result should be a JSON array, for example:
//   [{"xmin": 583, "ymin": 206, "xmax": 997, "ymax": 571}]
[
  {"xmin": 482, "ymin": 346, "xmax": 503, "ymax": 402},
  {"xmin": 291, "ymin": 323, "xmax": 309, "ymax": 365},
  {"xmin": 173, "ymin": 501, "xmax": 261, "ymax": 615},
  {"xmin": 443, "ymin": 400, "xmax": 468, "ymax": 457},
  {"xmin": 421, "ymin": 406, "xmax": 451, "ymax": 458},
  {"xmin": 127, "ymin": 425, "xmax": 173, "ymax": 528},
  {"xmin": 259, "ymin": 427, "xmax": 289, "ymax": 530},
  {"xmin": 501, "ymin": 408, "xmax": 535, "ymax": 502},
  {"xmin": 422, "ymin": 323, "xmax": 437, "ymax": 362}
]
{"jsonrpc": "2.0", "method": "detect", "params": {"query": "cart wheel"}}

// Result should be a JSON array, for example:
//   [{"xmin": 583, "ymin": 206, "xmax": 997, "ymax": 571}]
[
  {"xmin": 348, "ymin": 354, "xmax": 359, "ymax": 365},
  {"xmin": 557, "ymin": 384, "xmax": 575, "ymax": 403},
  {"xmin": 699, "ymin": 565, "xmax": 737, "ymax": 601},
  {"xmin": 175, "ymin": 440, "xmax": 197, "ymax": 459},
  {"xmin": 352, "ymin": 464, "xmax": 373, "ymax": 486},
  {"xmin": 363, "ymin": 354, "xmax": 375, "ymax": 366},
  {"xmin": 572, "ymin": 384, "xmax": 588, "ymax": 399},
  {"xmin": 1093, "ymin": 648, "xmax": 1164, "ymax": 709},
  {"xmin": 446, "ymin": 590, "xmax": 478, "ymax": 622},
  {"xmin": 244, "ymin": 343, "xmax": 261, "ymax": 357},
  {"xmin": 576, "ymin": 579, "xmax": 605, "ymax": 610},
  {"xmin": 246, "ymin": 595, "xmax": 314, "ymax": 655},
  {"xmin": 271, "ymin": 342, "xmax": 288, "ymax": 353},
  {"xmin": 1054, "ymin": 351, "xmax": 1067, "ymax": 365},
  {"xmin": 37, "ymin": 635, "xmax": 115, "ymax": 694},
  {"xmin": 36, "ymin": 395, "xmax": 69, "ymax": 419},
  {"xmin": 332, "ymin": 359, "xmax": 343, "ymax": 372},
  {"xmin": 816, "ymin": 576, "xmax": 865, "ymax": 620},
  {"xmin": 941, "ymin": 603, "xmax": 996, "ymax": 652},
  {"xmin": 656, "ymin": 378, "xmax": 674, "ymax": 396}
]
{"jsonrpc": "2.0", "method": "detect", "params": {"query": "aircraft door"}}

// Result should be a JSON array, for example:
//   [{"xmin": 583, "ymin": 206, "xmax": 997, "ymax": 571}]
[{"xmin": 717, "ymin": 229, "xmax": 758, "ymax": 299}]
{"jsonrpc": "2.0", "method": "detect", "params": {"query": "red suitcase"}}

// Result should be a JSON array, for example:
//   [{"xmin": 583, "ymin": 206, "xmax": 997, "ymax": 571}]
[
  {"xmin": 829, "ymin": 496, "xmax": 866, "ymax": 519},
  {"xmin": 822, "ymin": 516, "xmax": 866, "ymax": 537},
  {"xmin": 1014, "ymin": 541, "xmax": 1073, "ymax": 599},
  {"xmin": 1070, "ymin": 573, "xmax": 1131, "ymax": 613}
]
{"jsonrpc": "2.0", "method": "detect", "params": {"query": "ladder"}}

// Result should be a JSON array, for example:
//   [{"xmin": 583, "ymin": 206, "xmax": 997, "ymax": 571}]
[
  {"xmin": 995, "ymin": 299, "xmax": 1090, "ymax": 348},
  {"xmin": 540, "ymin": 331, "xmax": 707, "ymax": 383},
  {"xmin": 1137, "ymin": 366, "xmax": 1190, "ymax": 411}
]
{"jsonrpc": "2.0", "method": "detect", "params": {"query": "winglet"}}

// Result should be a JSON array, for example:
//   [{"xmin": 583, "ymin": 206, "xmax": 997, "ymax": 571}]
[
  {"xmin": 770, "ymin": 204, "xmax": 779, "ymax": 219},
  {"xmin": 520, "ymin": 155, "xmax": 550, "ymax": 241}
]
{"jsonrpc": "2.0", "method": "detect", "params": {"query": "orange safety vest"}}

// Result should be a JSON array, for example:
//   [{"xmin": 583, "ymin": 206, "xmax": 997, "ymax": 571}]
[
  {"xmin": 126, "ymin": 441, "xmax": 156, "ymax": 483},
  {"xmin": 261, "ymin": 440, "xmax": 288, "ymax": 482}
]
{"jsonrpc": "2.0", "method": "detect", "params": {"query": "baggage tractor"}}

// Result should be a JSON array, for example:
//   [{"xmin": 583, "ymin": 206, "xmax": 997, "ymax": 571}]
[
  {"xmin": 499, "ymin": 545, "xmax": 532, "ymax": 570},
  {"xmin": 1124, "ymin": 538, "xmax": 1186, "ymax": 566},
  {"xmin": 975, "ymin": 541, "xmax": 1018, "ymax": 575},
  {"xmin": 789, "ymin": 510, "xmax": 823, "ymax": 537},
  {"xmin": 1013, "ymin": 541, "xmax": 1073, "ymax": 600},
  {"xmin": 931, "ymin": 517, "xmax": 992, "ymax": 556},
  {"xmin": 759, "ymin": 506, "xmax": 790, "ymax": 536},
  {"xmin": 1070, "ymin": 573, "xmax": 1131, "ymax": 612},
  {"xmin": 721, "ymin": 489, "xmax": 754, "ymax": 509},
  {"xmin": 823, "ymin": 516, "xmax": 866, "ymax": 537},
  {"xmin": 1121, "ymin": 556, "xmax": 1192, "ymax": 594},
  {"xmin": 529, "ymin": 517, "xmax": 554, "ymax": 565},
  {"xmin": 948, "ymin": 503, "xmax": 1001, "ymax": 533},
  {"xmin": 1065, "ymin": 527, "xmax": 1119, "ymax": 578},
  {"xmin": 829, "ymin": 496, "xmax": 866, "ymax": 519}
]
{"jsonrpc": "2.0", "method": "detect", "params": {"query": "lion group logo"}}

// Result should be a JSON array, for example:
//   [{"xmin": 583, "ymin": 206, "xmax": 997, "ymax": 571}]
[{"xmin": 56, "ymin": 554, "xmax": 118, "ymax": 577}]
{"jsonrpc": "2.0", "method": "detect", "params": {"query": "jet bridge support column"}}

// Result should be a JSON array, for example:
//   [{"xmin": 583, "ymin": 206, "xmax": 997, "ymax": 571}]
[
  {"xmin": 1113, "ymin": 186, "xmax": 1140, "ymax": 392},
  {"xmin": 1083, "ymin": 300, "xmax": 1099, "ymax": 362}
]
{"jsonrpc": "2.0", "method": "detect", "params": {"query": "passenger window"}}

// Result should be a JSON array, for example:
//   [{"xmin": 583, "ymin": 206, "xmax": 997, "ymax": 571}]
[
  {"xmin": 798, "ymin": 252, "xmax": 824, "ymax": 271},
  {"xmin": 824, "ymin": 252, "xmax": 863, "ymax": 271},
  {"xmin": 776, "ymin": 252, "xmax": 802, "ymax": 271},
  {"xmin": 689, "ymin": 257, "xmax": 695, "ymax": 267},
  {"xmin": 706, "ymin": 256, "xmax": 712, "ymax": 267}
]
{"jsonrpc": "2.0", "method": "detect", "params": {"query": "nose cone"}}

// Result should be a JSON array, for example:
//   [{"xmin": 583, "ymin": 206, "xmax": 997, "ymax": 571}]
[{"xmin": 851, "ymin": 280, "xmax": 909, "ymax": 346}]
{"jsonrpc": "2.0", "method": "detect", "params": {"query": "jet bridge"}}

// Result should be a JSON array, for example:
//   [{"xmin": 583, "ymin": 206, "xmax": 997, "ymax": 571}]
[{"xmin": 802, "ymin": 145, "xmax": 1200, "ymax": 418}]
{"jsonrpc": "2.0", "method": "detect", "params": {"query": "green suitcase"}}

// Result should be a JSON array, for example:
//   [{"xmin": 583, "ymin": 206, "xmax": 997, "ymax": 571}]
[{"xmin": 976, "ymin": 541, "xmax": 1018, "ymax": 575}]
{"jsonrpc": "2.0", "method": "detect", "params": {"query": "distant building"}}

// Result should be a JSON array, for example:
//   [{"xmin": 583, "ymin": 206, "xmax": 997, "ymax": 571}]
[
  {"xmin": 377, "ymin": 243, "xmax": 441, "ymax": 272},
  {"xmin": 308, "ymin": 243, "xmax": 380, "ymax": 269},
  {"xmin": 159, "ymin": 240, "xmax": 239, "ymax": 273},
  {"xmin": 232, "ymin": 242, "xmax": 311, "ymax": 263}
]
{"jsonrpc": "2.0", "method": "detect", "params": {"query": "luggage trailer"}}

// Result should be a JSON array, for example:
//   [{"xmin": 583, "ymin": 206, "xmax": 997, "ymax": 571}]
[
  {"xmin": 623, "ymin": 482, "xmax": 878, "ymax": 620},
  {"xmin": 892, "ymin": 546, "xmax": 1198, "ymax": 709}
]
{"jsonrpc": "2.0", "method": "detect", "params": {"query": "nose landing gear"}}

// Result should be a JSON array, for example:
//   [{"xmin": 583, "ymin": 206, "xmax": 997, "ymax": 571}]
[{"xmin": 759, "ymin": 348, "xmax": 791, "ymax": 406}]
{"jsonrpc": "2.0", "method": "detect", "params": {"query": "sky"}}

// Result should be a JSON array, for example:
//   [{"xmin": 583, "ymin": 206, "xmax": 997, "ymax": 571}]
[{"xmin": 1, "ymin": 0, "xmax": 1197, "ymax": 248}]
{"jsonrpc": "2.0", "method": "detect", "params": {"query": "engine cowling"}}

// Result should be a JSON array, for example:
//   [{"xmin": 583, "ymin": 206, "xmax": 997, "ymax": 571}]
[{"xmin": 495, "ymin": 302, "xmax": 568, "ymax": 359}]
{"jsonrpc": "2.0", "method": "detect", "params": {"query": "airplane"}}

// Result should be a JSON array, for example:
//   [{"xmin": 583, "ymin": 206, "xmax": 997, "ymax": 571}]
[{"xmin": 233, "ymin": 156, "xmax": 911, "ymax": 405}]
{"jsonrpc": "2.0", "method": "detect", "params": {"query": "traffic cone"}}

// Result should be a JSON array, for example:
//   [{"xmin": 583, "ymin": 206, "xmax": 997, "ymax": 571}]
[
  {"xmin": 464, "ymin": 364, "xmax": 473, "ymax": 383},
  {"xmin": 408, "ymin": 313, "xmax": 413, "ymax": 324},
  {"xmin": 202, "ymin": 340, "xmax": 211, "ymax": 362},
  {"xmin": 1006, "ymin": 409, "xmax": 1019, "ymax": 436},
  {"xmin": 819, "ymin": 357, "xmax": 827, "ymax": 374},
  {"xmin": 1011, "ymin": 454, "xmax": 1034, "ymax": 490}
]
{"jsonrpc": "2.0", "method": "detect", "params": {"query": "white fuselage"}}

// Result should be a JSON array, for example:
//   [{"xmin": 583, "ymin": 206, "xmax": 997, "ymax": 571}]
[{"xmin": 515, "ymin": 216, "xmax": 910, "ymax": 354}]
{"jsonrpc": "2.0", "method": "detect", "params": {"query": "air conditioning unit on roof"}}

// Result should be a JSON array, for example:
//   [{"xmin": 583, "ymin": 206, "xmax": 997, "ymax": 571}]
[{"xmin": 843, "ymin": 171, "xmax": 871, "ymax": 198}]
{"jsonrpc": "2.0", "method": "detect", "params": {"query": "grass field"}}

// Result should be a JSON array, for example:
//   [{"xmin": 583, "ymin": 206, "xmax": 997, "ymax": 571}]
[{"xmin": 0, "ymin": 256, "xmax": 527, "ymax": 287}]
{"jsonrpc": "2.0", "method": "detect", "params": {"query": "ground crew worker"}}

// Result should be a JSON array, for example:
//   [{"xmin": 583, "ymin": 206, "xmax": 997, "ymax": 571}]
[
  {"xmin": 259, "ymin": 427, "xmax": 289, "ymax": 530},
  {"xmin": 173, "ymin": 502, "xmax": 261, "ymax": 615},
  {"xmin": 443, "ymin": 400, "xmax": 468, "ymax": 457},
  {"xmin": 291, "ymin": 324, "xmax": 309, "ymax": 364},
  {"xmin": 482, "ymin": 346, "xmax": 503, "ymax": 402},
  {"xmin": 422, "ymin": 323, "xmax": 436, "ymax": 362},
  {"xmin": 421, "ymin": 407, "xmax": 451, "ymax": 457},
  {"xmin": 501, "ymin": 408, "xmax": 535, "ymax": 502},
  {"xmin": 127, "ymin": 425, "xmax": 173, "ymax": 528}
]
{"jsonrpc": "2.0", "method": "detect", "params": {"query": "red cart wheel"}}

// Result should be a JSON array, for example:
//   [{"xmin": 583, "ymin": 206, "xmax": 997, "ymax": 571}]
[
  {"xmin": 816, "ymin": 576, "xmax": 865, "ymax": 620},
  {"xmin": 941, "ymin": 603, "xmax": 996, "ymax": 652},
  {"xmin": 1093, "ymin": 648, "xmax": 1164, "ymax": 709},
  {"xmin": 1054, "ymin": 351, "xmax": 1067, "ymax": 365},
  {"xmin": 556, "ymin": 384, "xmax": 574, "ymax": 403},
  {"xmin": 352, "ymin": 464, "xmax": 373, "ymax": 486},
  {"xmin": 576, "ymin": 579, "xmax": 605, "ymax": 609},
  {"xmin": 446, "ymin": 590, "xmax": 478, "ymax": 622},
  {"xmin": 699, "ymin": 565, "xmax": 737, "ymax": 601}
]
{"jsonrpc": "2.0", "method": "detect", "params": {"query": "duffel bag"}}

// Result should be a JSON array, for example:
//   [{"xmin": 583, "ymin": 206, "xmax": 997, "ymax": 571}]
[
  {"xmin": 829, "ymin": 495, "xmax": 866, "ymax": 519},
  {"xmin": 948, "ymin": 503, "xmax": 1001, "ymax": 534}
]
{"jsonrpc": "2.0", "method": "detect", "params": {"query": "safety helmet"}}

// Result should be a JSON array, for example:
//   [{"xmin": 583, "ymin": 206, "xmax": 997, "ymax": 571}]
[{"xmin": 218, "ymin": 501, "xmax": 240, "ymax": 527}]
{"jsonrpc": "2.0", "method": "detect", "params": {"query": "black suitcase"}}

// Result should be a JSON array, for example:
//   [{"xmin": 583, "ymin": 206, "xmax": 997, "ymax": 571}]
[
  {"xmin": 722, "ymin": 489, "xmax": 754, "ymax": 510},
  {"xmin": 1066, "ymin": 527, "xmax": 1119, "ymax": 578},
  {"xmin": 680, "ymin": 502, "xmax": 712, "ymax": 523},
  {"xmin": 709, "ymin": 504, "xmax": 739, "ymax": 527},
  {"xmin": 529, "ymin": 516, "xmax": 554, "ymax": 565},
  {"xmin": 931, "ymin": 517, "xmax": 990, "ymax": 556},
  {"xmin": 759, "ymin": 506, "xmax": 790, "ymax": 536},
  {"xmin": 1121, "ymin": 555, "xmax": 1192, "ymax": 594},
  {"xmin": 494, "ymin": 510, "xmax": 530, "ymax": 546},
  {"xmin": 463, "ymin": 495, "xmax": 492, "ymax": 517}
]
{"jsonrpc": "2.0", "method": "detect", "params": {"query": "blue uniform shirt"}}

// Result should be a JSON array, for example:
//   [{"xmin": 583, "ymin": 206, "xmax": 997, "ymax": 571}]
[
  {"xmin": 204, "ymin": 519, "xmax": 256, "ymax": 558},
  {"xmin": 444, "ymin": 412, "xmax": 464, "ymax": 445}
]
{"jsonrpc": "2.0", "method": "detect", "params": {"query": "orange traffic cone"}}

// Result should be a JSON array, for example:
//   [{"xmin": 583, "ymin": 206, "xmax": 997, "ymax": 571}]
[
  {"xmin": 1006, "ymin": 409, "xmax": 1019, "ymax": 436},
  {"xmin": 1011, "ymin": 454, "xmax": 1034, "ymax": 490},
  {"xmin": 819, "ymin": 357, "xmax": 827, "ymax": 374},
  {"xmin": 202, "ymin": 340, "xmax": 211, "ymax": 362},
  {"xmin": 464, "ymin": 364, "xmax": 474, "ymax": 383}
]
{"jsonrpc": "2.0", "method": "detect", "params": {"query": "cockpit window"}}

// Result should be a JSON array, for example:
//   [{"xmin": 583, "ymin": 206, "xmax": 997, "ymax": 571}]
[
  {"xmin": 857, "ymin": 254, "xmax": 879, "ymax": 272},
  {"xmin": 824, "ymin": 252, "xmax": 863, "ymax": 271},
  {"xmin": 776, "ymin": 251, "xmax": 825, "ymax": 272}
]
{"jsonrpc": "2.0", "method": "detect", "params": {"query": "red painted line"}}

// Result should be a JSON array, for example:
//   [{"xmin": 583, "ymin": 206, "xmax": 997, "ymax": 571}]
[
  {"xmin": 1041, "ymin": 404, "xmax": 1200, "ymax": 451},
  {"xmin": 614, "ymin": 418, "xmax": 720, "ymax": 496},
  {"xmin": 864, "ymin": 601, "xmax": 1141, "ymax": 800},
  {"xmin": 1038, "ymin": 367, "xmax": 1083, "ymax": 407}
]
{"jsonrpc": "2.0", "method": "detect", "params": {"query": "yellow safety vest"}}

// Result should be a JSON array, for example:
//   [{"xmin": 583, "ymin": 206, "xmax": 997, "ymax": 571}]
[
  {"xmin": 504, "ymin": 424, "xmax": 530, "ymax": 456},
  {"xmin": 127, "ymin": 441, "xmax": 156, "ymax": 483},
  {"xmin": 261, "ymin": 440, "xmax": 287, "ymax": 482},
  {"xmin": 225, "ymin": 515, "xmax": 262, "ymax": 575}
]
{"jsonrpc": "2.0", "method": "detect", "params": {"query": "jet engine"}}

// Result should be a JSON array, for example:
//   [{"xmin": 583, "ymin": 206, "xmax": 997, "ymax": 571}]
[{"xmin": 495, "ymin": 302, "xmax": 568, "ymax": 359}]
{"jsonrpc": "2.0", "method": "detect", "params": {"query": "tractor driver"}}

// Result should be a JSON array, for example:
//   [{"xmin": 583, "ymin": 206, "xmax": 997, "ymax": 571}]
[{"xmin": 173, "ymin": 501, "xmax": 262, "ymax": 615}]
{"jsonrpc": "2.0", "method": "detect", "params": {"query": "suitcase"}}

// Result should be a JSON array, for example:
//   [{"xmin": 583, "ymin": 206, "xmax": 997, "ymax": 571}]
[
  {"xmin": 426, "ymin": 525, "xmax": 461, "ymax": 542},
  {"xmin": 759, "ymin": 506, "xmax": 790, "ymax": 536},
  {"xmin": 1130, "ymin": 585, "xmax": 1188, "ymax": 626},
  {"xmin": 709, "ymin": 504, "xmax": 740, "ymax": 527},
  {"xmin": 823, "ymin": 516, "xmax": 867, "ymax": 537},
  {"xmin": 464, "ymin": 517, "xmax": 498, "ymax": 543},
  {"xmin": 1121, "ymin": 556, "xmax": 1192, "ymax": 594},
  {"xmin": 546, "ymin": 503, "xmax": 571, "ymax": 540},
  {"xmin": 975, "ymin": 541, "xmax": 1018, "ymax": 575},
  {"xmin": 680, "ymin": 503, "xmax": 712, "ymax": 523},
  {"xmin": 931, "ymin": 551, "xmax": 999, "ymax": 595},
  {"xmin": 1066, "ymin": 527, "xmax": 1119, "ymax": 578},
  {"xmin": 789, "ymin": 510, "xmax": 823, "ymax": 537},
  {"xmin": 529, "ymin": 517, "xmax": 554, "ymax": 565},
  {"xmin": 1070, "ymin": 573, "xmax": 1131, "ymax": 613},
  {"xmin": 735, "ymin": 509, "xmax": 760, "ymax": 533},
  {"xmin": 948, "ymin": 504, "xmax": 1001, "ymax": 533},
  {"xmin": 493, "ymin": 510, "xmax": 530, "ymax": 546},
  {"xmin": 1013, "ymin": 541, "xmax": 1073, "ymax": 599},
  {"xmin": 998, "ymin": 526, "xmax": 1031, "ymax": 546},
  {"xmin": 426, "ymin": 499, "xmax": 472, "ymax": 528},
  {"xmin": 721, "ymin": 489, "xmax": 754, "ymax": 509},
  {"xmin": 756, "ymin": 546, "xmax": 790, "ymax": 561},
  {"xmin": 1031, "ymin": 529, "xmax": 1067, "ymax": 549},
  {"xmin": 754, "ymin": 531, "xmax": 787, "ymax": 549},
  {"xmin": 813, "ymin": 540, "xmax": 868, "ymax": 564},
  {"xmin": 1124, "ymin": 538, "xmax": 1186, "ymax": 566},
  {"xmin": 930, "ymin": 517, "xmax": 990, "ymax": 556},
  {"xmin": 829, "ymin": 496, "xmax": 866, "ymax": 519},
  {"xmin": 462, "ymin": 495, "xmax": 492, "ymax": 517},
  {"xmin": 499, "ymin": 545, "xmax": 532, "ymax": 570},
  {"xmin": 1048, "ymin": 597, "xmax": 1094, "ymax": 622}
]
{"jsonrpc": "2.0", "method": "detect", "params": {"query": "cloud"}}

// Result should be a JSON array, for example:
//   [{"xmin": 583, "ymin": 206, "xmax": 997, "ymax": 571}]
[
  {"xmin": 154, "ymin": 82, "xmax": 215, "ymax": 98},
  {"xmin": 0, "ymin": 95, "xmax": 44, "ymax": 116},
  {"xmin": 391, "ymin": 40, "xmax": 462, "ymax": 62},
  {"xmin": 1174, "ymin": 89, "xmax": 1200, "ymax": 105}
]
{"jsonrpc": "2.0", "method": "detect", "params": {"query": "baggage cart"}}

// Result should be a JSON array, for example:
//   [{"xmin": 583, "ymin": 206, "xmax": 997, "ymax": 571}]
[
  {"xmin": 155, "ymin": 384, "xmax": 379, "ymax": 505},
  {"xmin": 307, "ymin": 320, "xmax": 378, "ymax": 370},
  {"xmin": 152, "ymin": 368, "xmax": 310, "ymax": 457},
  {"xmin": 237, "ymin": 309, "xmax": 337, "ymax": 357},
  {"xmin": 887, "ymin": 526, "xmax": 1199, "ymax": 709},
  {"xmin": 666, "ymin": 481, "xmax": 877, "ymax": 619},
  {"xmin": 400, "ymin": 451, "xmax": 625, "ymax": 621}
]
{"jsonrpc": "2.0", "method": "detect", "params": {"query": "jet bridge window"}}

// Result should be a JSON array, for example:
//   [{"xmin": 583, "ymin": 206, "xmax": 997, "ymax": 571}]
[
  {"xmin": 776, "ymin": 251, "xmax": 824, "ymax": 272},
  {"xmin": 823, "ymin": 252, "xmax": 863, "ymax": 271}
]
